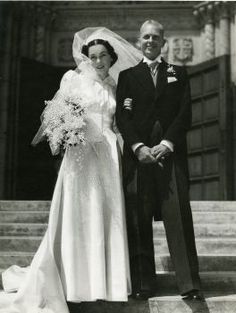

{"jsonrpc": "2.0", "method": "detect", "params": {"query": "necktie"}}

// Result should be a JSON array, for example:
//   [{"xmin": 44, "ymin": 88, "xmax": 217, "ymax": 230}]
[
  {"xmin": 149, "ymin": 61, "xmax": 159, "ymax": 76},
  {"xmin": 148, "ymin": 61, "xmax": 159, "ymax": 86}
]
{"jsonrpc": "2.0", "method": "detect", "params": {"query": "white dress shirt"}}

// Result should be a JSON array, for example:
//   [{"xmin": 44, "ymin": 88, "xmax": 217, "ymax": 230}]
[{"xmin": 142, "ymin": 55, "xmax": 162, "ymax": 66}]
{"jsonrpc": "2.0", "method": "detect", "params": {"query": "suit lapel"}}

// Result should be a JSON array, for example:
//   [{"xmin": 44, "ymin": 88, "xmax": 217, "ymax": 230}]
[
  {"xmin": 155, "ymin": 60, "xmax": 168, "ymax": 100},
  {"xmin": 131, "ymin": 60, "xmax": 168, "ymax": 99},
  {"xmin": 131, "ymin": 61, "xmax": 155, "ymax": 95}
]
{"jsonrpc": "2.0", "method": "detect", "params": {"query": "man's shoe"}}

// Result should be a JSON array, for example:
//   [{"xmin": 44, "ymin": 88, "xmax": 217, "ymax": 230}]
[{"xmin": 182, "ymin": 290, "xmax": 204, "ymax": 300}]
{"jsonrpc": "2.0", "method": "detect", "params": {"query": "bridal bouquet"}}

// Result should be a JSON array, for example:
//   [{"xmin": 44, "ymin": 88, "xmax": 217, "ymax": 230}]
[{"xmin": 42, "ymin": 92, "xmax": 88, "ymax": 155}]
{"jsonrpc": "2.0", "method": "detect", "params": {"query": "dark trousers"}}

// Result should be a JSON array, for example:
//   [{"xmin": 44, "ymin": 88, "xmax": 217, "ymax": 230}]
[{"xmin": 125, "ymin": 158, "xmax": 201, "ymax": 295}]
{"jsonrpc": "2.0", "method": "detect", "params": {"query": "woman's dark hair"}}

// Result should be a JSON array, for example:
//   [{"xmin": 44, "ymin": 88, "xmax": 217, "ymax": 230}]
[{"xmin": 81, "ymin": 39, "xmax": 118, "ymax": 66}]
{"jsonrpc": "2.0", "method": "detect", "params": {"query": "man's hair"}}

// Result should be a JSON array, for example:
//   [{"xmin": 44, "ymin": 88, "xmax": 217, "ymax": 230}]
[{"xmin": 139, "ymin": 20, "xmax": 164, "ymax": 38}]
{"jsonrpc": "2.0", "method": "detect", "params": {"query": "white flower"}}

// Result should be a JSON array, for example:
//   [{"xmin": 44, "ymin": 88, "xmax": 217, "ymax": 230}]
[
  {"xmin": 43, "ymin": 92, "xmax": 88, "ymax": 155},
  {"xmin": 167, "ymin": 65, "xmax": 176, "ymax": 75}
]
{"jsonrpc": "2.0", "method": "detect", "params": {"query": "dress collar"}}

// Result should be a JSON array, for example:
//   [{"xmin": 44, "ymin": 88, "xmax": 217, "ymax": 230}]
[{"xmin": 99, "ymin": 74, "xmax": 116, "ymax": 88}]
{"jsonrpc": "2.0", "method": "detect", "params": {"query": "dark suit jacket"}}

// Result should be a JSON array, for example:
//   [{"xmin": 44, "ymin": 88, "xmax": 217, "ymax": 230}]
[{"xmin": 116, "ymin": 59, "xmax": 192, "ymax": 188}]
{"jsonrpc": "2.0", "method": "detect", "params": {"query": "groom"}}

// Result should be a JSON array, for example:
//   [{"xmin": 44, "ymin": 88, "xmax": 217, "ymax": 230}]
[{"xmin": 116, "ymin": 20, "xmax": 202, "ymax": 300}]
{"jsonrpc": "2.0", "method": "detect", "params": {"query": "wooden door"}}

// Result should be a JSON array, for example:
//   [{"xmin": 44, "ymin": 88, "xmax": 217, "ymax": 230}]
[
  {"xmin": 187, "ymin": 55, "xmax": 232, "ymax": 200},
  {"xmin": 7, "ymin": 57, "xmax": 68, "ymax": 199}
]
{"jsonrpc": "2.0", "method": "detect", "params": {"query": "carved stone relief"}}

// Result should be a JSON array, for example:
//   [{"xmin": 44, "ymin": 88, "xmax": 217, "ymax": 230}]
[{"xmin": 172, "ymin": 38, "xmax": 193, "ymax": 64}]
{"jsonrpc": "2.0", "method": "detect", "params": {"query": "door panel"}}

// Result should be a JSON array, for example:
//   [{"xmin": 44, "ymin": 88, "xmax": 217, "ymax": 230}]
[{"xmin": 187, "ymin": 56, "xmax": 232, "ymax": 200}]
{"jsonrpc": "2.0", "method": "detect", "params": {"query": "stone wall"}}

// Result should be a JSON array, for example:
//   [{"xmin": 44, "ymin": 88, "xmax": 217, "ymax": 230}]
[
  {"xmin": 50, "ymin": 1, "xmax": 200, "ymax": 67},
  {"xmin": 193, "ymin": 1, "xmax": 236, "ymax": 84},
  {"xmin": 48, "ymin": 1, "xmax": 236, "ymax": 81}
]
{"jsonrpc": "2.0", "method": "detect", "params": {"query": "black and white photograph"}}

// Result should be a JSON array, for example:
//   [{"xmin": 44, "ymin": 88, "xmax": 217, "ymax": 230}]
[{"xmin": 0, "ymin": 1, "xmax": 236, "ymax": 312}]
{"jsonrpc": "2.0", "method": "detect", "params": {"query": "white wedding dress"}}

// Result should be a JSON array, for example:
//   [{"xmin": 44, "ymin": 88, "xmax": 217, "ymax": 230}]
[{"xmin": 0, "ymin": 70, "xmax": 131, "ymax": 313}]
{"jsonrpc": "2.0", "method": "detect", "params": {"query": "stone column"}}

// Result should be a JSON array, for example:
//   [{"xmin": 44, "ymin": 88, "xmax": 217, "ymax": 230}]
[
  {"xmin": 6, "ymin": 4, "xmax": 23, "ymax": 198},
  {"xmin": 26, "ymin": 5, "xmax": 38, "ymax": 60},
  {"xmin": 33, "ymin": 4, "xmax": 55, "ymax": 63},
  {"xmin": 215, "ymin": 1, "xmax": 230, "ymax": 56},
  {"xmin": 19, "ymin": 3, "xmax": 32, "ymax": 58},
  {"xmin": 44, "ymin": 10, "xmax": 56, "ymax": 64},
  {"xmin": 193, "ymin": 2, "xmax": 216, "ymax": 61},
  {"xmin": 0, "ymin": 3, "xmax": 12, "ymax": 198},
  {"xmin": 0, "ymin": 2, "xmax": 23, "ymax": 198},
  {"xmin": 228, "ymin": 2, "xmax": 236, "ymax": 199},
  {"xmin": 203, "ymin": 3, "xmax": 215, "ymax": 60},
  {"xmin": 35, "ymin": 27, "xmax": 45, "ymax": 62},
  {"xmin": 230, "ymin": 3, "xmax": 236, "ymax": 85},
  {"xmin": 35, "ymin": 6, "xmax": 46, "ymax": 63}
]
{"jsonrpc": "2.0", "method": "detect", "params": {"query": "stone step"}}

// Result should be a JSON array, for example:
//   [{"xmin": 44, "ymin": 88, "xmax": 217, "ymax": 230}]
[
  {"xmin": 0, "ymin": 291, "xmax": 236, "ymax": 313},
  {"xmin": 0, "ymin": 291, "xmax": 150, "ymax": 313},
  {"xmin": 153, "ymin": 222, "xmax": 236, "ymax": 238},
  {"xmin": 0, "ymin": 223, "xmax": 47, "ymax": 237},
  {"xmin": 191, "ymin": 212, "xmax": 236, "ymax": 224},
  {"xmin": 1, "ymin": 222, "xmax": 235, "ymax": 238},
  {"xmin": 190, "ymin": 201, "xmax": 236, "ymax": 212},
  {"xmin": 154, "ymin": 238, "xmax": 236, "ymax": 255},
  {"xmin": 1, "ymin": 210, "xmax": 236, "ymax": 225},
  {"xmin": 0, "ymin": 237, "xmax": 42, "ymax": 252},
  {"xmin": 69, "ymin": 294, "xmax": 236, "ymax": 313},
  {"xmin": 149, "ymin": 294, "xmax": 236, "ymax": 313},
  {"xmin": 155, "ymin": 254, "xmax": 236, "ymax": 272},
  {"xmin": 1, "ymin": 237, "xmax": 236, "ymax": 255},
  {"xmin": 68, "ymin": 300, "xmax": 150, "ymax": 313},
  {"xmin": 0, "ymin": 201, "xmax": 50, "ymax": 211},
  {"xmin": 0, "ymin": 211, "xmax": 49, "ymax": 223},
  {"xmin": 1, "ymin": 200, "xmax": 236, "ymax": 212},
  {"xmin": 154, "ymin": 272, "xmax": 236, "ymax": 294},
  {"xmin": 0, "ymin": 252, "xmax": 235, "ymax": 273},
  {"xmin": 1, "ymin": 270, "xmax": 236, "ymax": 297},
  {"xmin": 0, "ymin": 252, "xmax": 34, "ymax": 268}
]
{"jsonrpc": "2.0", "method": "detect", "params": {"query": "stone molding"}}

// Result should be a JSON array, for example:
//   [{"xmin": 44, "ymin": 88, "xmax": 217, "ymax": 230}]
[
  {"xmin": 172, "ymin": 38, "xmax": 194, "ymax": 64},
  {"xmin": 11, "ymin": 2, "xmax": 56, "ymax": 62},
  {"xmin": 50, "ymin": 2, "xmax": 199, "ymax": 66},
  {"xmin": 193, "ymin": 1, "xmax": 232, "ymax": 23},
  {"xmin": 52, "ymin": 2, "xmax": 198, "ymax": 32},
  {"xmin": 193, "ymin": 1, "xmax": 233, "ymax": 59},
  {"xmin": 57, "ymin": 37, "xmax": 74, "ymax": 63}
]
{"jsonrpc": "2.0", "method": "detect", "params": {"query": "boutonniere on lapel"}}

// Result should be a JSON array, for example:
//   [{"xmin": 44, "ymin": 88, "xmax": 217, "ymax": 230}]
[{"xmin": 167, "ymin": 64, "xmax": 178, "ymax": 83}]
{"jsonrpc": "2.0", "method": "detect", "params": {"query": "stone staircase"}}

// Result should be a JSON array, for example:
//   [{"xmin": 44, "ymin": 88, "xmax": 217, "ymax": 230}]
[
  {"xmin": 151, "ymin": 201, "xmax": 236, "ymax": 312},
  {"xmin": 0, "ymin": 201, "xmax": 50, "ymax": 272},
  {"xmin": 0, "ymin": 200, "xmax": 236, "ymax": 312}
]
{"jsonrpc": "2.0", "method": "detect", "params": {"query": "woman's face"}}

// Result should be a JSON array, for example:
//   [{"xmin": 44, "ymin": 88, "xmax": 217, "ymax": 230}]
[{"xmin": 88, "ymin": 44, "xmax": 112, "ymax": 80}]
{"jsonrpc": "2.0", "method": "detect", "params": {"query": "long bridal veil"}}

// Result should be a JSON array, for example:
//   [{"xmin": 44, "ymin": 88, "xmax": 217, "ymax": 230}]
[
  {"xmin": 72, "ymin": 27, "xmax": 142, "ymax": 83},
  {"xmin": 31, "ymin": 27, "xmax": 142, "ymax": 150}
]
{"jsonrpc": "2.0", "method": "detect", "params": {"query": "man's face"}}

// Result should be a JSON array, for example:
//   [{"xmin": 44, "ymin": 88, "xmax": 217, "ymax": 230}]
[{"xmin": 139, "ymin": 24, "xmax": 165, "ymax": 60}]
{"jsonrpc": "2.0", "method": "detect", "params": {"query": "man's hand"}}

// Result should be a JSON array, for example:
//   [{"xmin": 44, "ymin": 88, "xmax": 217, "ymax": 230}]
[
  {"xmin": 135, "ymin": 145, "xmax": 156, "ymax": 164},
  {"xmin": 151, "ymin": 144, "xmax": 171, "ymax": 161}
]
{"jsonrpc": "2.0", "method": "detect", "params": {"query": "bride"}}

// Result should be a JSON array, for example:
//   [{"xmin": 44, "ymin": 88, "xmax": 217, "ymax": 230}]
[{"xmin": 0, "ymin": 28, "xmax": 142, "ymax": 313}]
